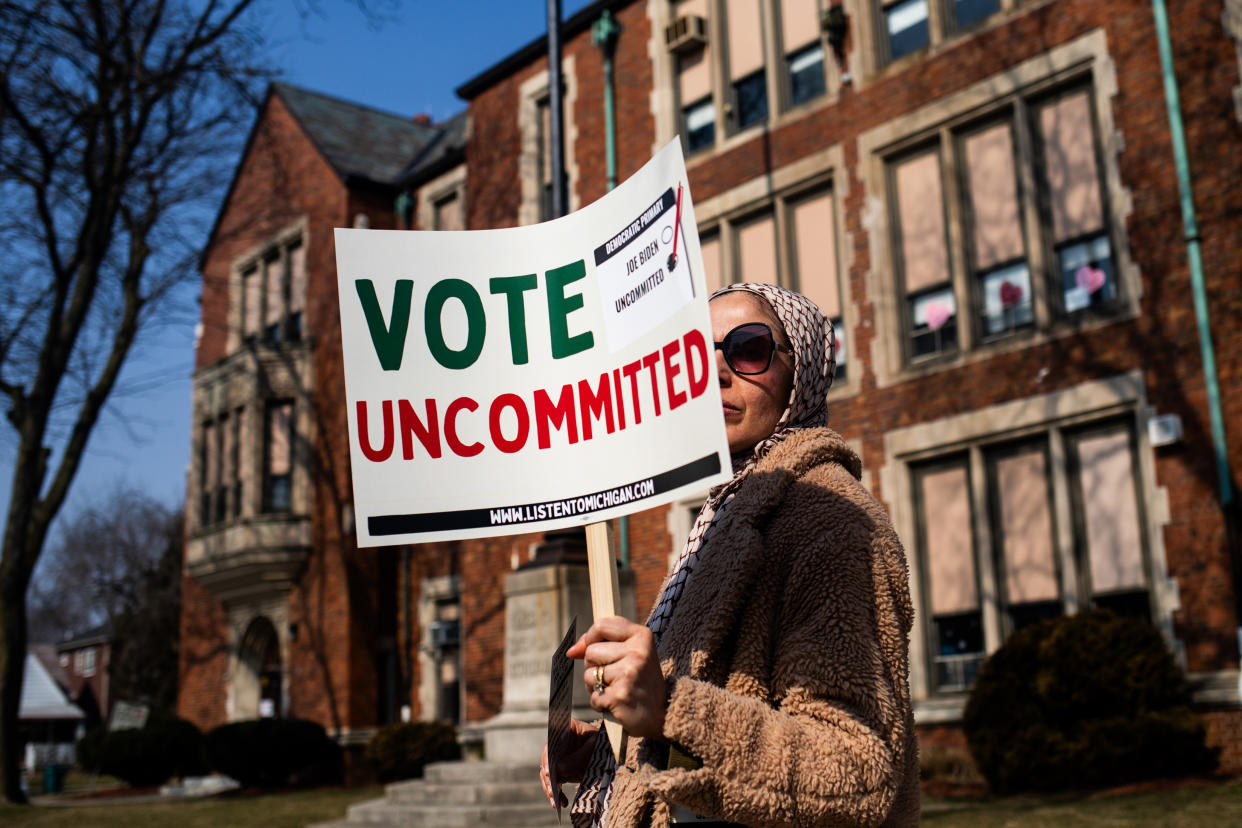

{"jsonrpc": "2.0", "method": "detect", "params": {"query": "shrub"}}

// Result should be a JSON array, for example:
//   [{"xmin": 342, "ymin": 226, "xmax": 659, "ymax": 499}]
[
  {"xmin": 365, "ymin": 721, "xmax": 461, "ymax": 783},
  {"xmin": 963, "ymin": 610, "xmax": 1217, "ymax": 794},
  {"xmin": 76, "ymin": 710, "xmax": 206, "ymax": 787},
  {"xmin": 203, "ymin": 718, "xmax": 342, "ymax": 788}
]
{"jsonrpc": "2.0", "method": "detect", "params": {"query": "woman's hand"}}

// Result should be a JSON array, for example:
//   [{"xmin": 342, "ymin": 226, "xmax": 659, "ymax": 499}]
[
  {"xmin": 540, "ymin": 717, "xmax": 600, "ymax": 807},
  {"xmin": 567, "ymin": 616, "xmax": 667, "ymax": 741}
]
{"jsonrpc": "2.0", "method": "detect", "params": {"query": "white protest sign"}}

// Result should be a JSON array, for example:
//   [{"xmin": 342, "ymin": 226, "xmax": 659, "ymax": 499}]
[{"xmin": 335, "ymin": 139, "xmax": 730, "ymax": 546}]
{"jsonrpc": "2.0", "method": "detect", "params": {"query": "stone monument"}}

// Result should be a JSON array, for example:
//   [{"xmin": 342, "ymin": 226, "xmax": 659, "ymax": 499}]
[{"xmin": 478, "ymin": 528, "xmax": 637, "ymax": 763}]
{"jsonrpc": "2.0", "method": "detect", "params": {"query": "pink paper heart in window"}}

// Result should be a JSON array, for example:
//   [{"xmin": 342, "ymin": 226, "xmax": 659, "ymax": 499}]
[
  {"xmin": 1075, "ymin": 264, "xmax": 1107, "ymax": 295},
  {"xmin": 999, "ymin": 280, "xmax": 1023, "ymax": 309},
  {"xmin": 924, "ymin": 301, "xmax": 952, "ymax": 331}
]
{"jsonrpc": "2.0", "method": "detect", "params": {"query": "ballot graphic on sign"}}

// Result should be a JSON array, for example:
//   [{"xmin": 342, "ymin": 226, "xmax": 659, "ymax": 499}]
[{"xmin": 593, "ymin": 186, "xmax": 696, "ymax": 353}]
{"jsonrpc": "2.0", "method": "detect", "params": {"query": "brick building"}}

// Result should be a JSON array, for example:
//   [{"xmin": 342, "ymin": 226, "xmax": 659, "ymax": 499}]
[{"xmin": 180, "ymin": 0, "xmax": 1242, "ymax": 773}]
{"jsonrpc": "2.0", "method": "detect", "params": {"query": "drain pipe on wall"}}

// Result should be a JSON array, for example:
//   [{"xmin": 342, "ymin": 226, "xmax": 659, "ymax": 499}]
[
  {"xmin": 1151, "ymin": 0, "xmax": 1240, "ymax": 682},
  {"xmin": 594, "ymin": 9, "xmax": 630, "ymax": 567}
]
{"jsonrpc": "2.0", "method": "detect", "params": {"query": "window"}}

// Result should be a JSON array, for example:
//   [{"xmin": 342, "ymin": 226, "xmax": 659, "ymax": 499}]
[
  {"xmin": 788, "ymin": 43, "xmax": 827, "ymax": 106},
  {"xmin": 1037, "ymin": 90, "xmax": 1116, "ymax": 314},
  {"xmin": 214, "ymin": 413, "xmax": 230, "ymax": 523},
  {"xmin": 670, "ymin": 0, "xmax": 829, "ymax": 156},
  {"xmin": 1067, "ymin": 423, "xmax": 1150, "ymax": 619},
  {"xmin": 433, "ymin": 191, "xmax": 463, "ymax": 231},
  {"xmin": 892, "ymin": 150, "xmax": 957, "ymax": 358},
  {"xmin": 914, "ymin": 458, "xmax": 984, "ymax": 693},
  {"xmin": 699, "ymin": 229, "xmax": 723, "ymax": 294},
  {"xmin": 951, "ymin": 0, "xmax": 1001, "ymax": 30},
  {"xmin": 887, "ymin": 82, "xmax": 1117, "ymax": 365},
  {"xmin": 701, "ymin": 184, "xmax": 849, "ymax": 380},
  {"xmin": 675, "ymin": 2, "xmax": 715, "ymax": 155},
  {"xmin": 76, "ymin": 647, "xmax": 96, "ymax": 678},
  {"xmin": 264, "ymin": 401, "xmax": 294, "ymax": 513},
  {"xmin": 229, "ymin": 409, "xmax": 243, "ymax": 518},
  {"xmin": 200, "ymin": 418, "xmax": 214, "ymax": 527},
  {"xmin": 239, "ymin": 236, "xmax": 306, "ymax": 347},
  {"xmin": 789, "ymin": 190, "xmax": 847, "ymax": 380},
  {"xmin": 725, "ymin": 0, "xmax": 767, "ymax": 130},
  {"xmin": 911, "ymin": 418, "xmax": 1151, "ymax": 694},
  {"xmin": 962, "ymin": 122, "xmax": 1032, "ymax": 338},
  {"xmin": 199, "ymin": 408, "xmax": 244, "ymax": 528},
  {"xmin": 986, "ymin": 442, "xmax": 1061, "ymax": 633},
  {"xmin": 536, "ymin": 96, "xmax": 569, "ymax": 221},
  {"xmin": 735, "ymin": 209, "xmax": 778, "ymax": 282},
  {"xmin": 519, "ymin": 59, "xmax": 576, "ymax": 226},
  {"xmin": 432, "ymin": 598, "xmax": 462, "ymax": 724},
  {"xmin": 877, "ymin": 0, "xmax": 1006, "ymax": 64},
  {"xmin": 883, "ymin": 0, "xmax": 930, "ymax": 61},
  {"xmin": 782, "ymin": 0, "xmax": 826, "ymax": 106}
]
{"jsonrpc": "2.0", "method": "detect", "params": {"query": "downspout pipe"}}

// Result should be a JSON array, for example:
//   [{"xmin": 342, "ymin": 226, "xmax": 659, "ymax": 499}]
[
  {"xmin": 547, "ymin": 0, "xmax": 568, "ymax": 219},
  {"xmin": 1151, "ymin": 0, "xmax": 1240, "ymax": 651},
  {"xmin": 594, "ymin": 9, "xmax": 628, "ymax": 567},
  {"xmin": 593, "ymin": 10, "xmax": 620, "ymax": 192}
]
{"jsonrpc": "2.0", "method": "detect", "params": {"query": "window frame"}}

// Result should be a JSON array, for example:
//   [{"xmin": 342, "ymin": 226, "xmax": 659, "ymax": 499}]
[
  {"xmin": 954, "ymin": 113, "xmax": 1038, "ymax": 345},
  {"xmin": 263, "ymin": 399, "xmax": 295, "ymax": 514},
  {"xmin": 235, "ymin": 231, "xmax": 306, "ymax": 351},
  {"xmin": 912, "ymin": 453, "xmax": 987, "ymax": 695},
  {"xmin": 885, "ymin": 77, "xmax": 1124, "ymax": 369},
  {"xmin": 1027, "ymin": 85, "xmax": 1122, "ymax": 322},
  {"xmin": 887, "ymin": 142, "xmax": 960, "ymax": 364},
  {"xmin": 1064, "ymin": 419, "xmax": 1154, "ymax": 619},
  {"xmin": 983, "ymin": 438, "xmax": 1065, "ymax": 639},
  {"xmin": 905, "ymin": 415, "xmax": 1157, "ymax": 699},
  {"xmin": 872, "ymin": 0, "xmax": 1014, "ymax": 69}
]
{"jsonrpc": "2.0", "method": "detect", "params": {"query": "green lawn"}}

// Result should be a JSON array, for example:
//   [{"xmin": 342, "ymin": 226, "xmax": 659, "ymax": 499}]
[
  {"xmin": 923, "ymin": 778, "xmax": 1242, "ymax": 826},
  {"xmin": 3, "ymin": 779, "xmax": 1241, "ymax": 827},
  {"xmin": 0, "ymin": 786, "xmax": 381, "ymax": 828}
]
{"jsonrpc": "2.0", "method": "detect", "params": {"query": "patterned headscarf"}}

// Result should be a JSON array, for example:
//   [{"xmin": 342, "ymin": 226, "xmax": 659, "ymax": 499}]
[{"xmin": 571, "ymin": 284, "xmax": 836, "ymax": 827}]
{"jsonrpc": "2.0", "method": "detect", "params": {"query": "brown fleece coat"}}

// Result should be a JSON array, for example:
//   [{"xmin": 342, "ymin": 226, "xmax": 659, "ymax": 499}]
[{"xmin": 606, "ymin": 428, "xmax": 919, "ymax": 827}]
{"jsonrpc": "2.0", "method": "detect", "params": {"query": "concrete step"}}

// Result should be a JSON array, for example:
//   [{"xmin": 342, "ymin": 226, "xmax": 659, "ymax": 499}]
[
  {"xmin": 346, "ymin": 798, "xmax": 558, "ymax": 827},
  {"xmin": 387, "ymin": 779, "xmax": 546, "ymax": 806},
  {"xmin": 422, "ymin": 760, "xmax": 539, "ymax": 785}
]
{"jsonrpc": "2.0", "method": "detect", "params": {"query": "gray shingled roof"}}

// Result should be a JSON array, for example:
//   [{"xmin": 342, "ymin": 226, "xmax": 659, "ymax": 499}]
[
  {"xmin": 273, "ymin": 82, "xmax": 443, "ymax": 186},
  {"xmin": 400, "ymin": 109, "xmax": 469, "ymax": 186}
]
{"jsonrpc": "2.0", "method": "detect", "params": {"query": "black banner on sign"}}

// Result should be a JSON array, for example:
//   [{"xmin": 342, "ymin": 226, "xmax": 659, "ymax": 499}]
[
  {"xmin": 368, "ymin": 452, "xmax": 721, "ymax": 536},
  {"xmin": 593, "ymin": 187, "xmax": 676, "ymax": 267}
]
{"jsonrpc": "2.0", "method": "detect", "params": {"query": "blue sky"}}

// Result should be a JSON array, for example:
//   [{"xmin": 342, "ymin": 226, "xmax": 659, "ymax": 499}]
[{"xmin": 2, "ymin": 0, "xmax": 600, "ymax": 548}]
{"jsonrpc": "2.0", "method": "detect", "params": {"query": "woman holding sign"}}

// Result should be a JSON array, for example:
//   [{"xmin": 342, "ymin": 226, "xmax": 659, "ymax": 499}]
[{"xmin": 540, "ymin": 284, "xmax": 919, "ymax": 827}]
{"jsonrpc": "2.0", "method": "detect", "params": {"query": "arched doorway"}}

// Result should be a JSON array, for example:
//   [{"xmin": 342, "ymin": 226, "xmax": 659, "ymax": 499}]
[{"xmin": 236, "ymin": 616, "xmax": 282, "ymax": 719}]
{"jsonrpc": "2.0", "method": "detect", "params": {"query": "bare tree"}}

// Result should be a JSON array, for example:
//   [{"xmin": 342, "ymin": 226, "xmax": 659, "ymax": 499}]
[{"xmin": 0, "ymin": 0, "xmax": 271, "ymax": 803}]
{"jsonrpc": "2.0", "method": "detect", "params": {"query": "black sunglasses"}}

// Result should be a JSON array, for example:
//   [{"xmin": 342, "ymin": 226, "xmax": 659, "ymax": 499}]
[{"xmin": 715, "ymin": 322, "xmax": 791, "ymax": 375}]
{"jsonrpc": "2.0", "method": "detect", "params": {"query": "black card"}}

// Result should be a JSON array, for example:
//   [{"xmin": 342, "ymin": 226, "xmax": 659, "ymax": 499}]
[{"xmin": 546, "ymin": 615, "xmax": 577, "ymax": 821}]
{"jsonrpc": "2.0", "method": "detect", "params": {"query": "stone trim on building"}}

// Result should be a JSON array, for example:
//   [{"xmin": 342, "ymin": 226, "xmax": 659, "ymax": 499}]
[
  {"xmin": 518, "ymin": 56, "xmax": 579, "ymax": 226},
  {"xmin": 417, "ymin": 165, "xmax": 468, "ymax": 231}
]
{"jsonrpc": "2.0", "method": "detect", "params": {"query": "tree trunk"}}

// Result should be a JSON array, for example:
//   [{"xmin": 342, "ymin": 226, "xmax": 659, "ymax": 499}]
[{"xmin": 1, "ymin": 567, "xmax": 31, "ymax": 804}]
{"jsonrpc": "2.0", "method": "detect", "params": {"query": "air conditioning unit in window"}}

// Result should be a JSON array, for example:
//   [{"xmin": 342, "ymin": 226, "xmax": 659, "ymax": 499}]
[
  {"xmin": 430, "ymin": 620, "xmax": 460, "ymax": 649},
  {"xmin": 665, "ymin": 15, "xmax": 708, "ymax": 55}
]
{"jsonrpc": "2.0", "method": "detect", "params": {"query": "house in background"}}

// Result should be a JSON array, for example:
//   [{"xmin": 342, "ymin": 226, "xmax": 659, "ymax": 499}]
[
  {"xmin": 20, "ymin": 650, "xmax": 85, "ymax": 772},
  {"xmin": 180, "ymin": 0, "xmax": 1242, "ymax": 777},
  {"xmin": 54, "ymin": 623, "xmax": 112, "ymax": 729}
]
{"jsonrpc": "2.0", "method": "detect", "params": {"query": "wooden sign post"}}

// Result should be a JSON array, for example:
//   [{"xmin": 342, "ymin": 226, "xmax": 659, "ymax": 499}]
[{"xmin": 585, "ymin": 520, "xmax": 627, "ymax": 762}]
